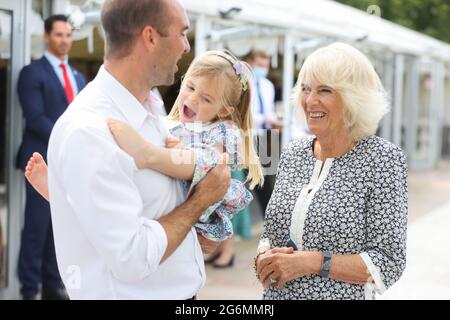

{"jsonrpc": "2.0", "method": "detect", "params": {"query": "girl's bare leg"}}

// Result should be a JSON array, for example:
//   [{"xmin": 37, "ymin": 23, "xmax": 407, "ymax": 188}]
[{"xmin": 24, "ymin": 152, "xmax": 49, "ymax": 201}]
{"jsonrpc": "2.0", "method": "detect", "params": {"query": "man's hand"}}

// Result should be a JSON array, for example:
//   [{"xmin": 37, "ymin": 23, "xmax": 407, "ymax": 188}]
[
  {"xmin": 190, "ymin": 153, "xmax": 231, "ymax": 213},
  {"xmin": 158, "ymin": 154, "xmax": 230, "ymax": 263},
  {"xmin": 197, "ymin": 233, "xmax": 220, "ymax": 254}
]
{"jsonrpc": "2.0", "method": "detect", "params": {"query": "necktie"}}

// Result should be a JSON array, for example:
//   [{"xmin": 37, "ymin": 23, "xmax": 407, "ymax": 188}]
[
  {"xmin": 60, "ymin": 63, "xmax": 74, "ymax": 104},
  {"xmin": 256, "ymin": 80, "xmax": 267, "ymax": 129}
]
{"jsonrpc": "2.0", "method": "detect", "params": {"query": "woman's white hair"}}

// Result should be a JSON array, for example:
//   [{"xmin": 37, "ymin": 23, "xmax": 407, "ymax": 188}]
[{"xmin": 293, "ymin": 42, "xmax": 390, "ymax": 141}]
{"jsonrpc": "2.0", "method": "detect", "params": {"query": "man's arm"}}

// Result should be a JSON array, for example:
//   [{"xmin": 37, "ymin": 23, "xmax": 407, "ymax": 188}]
[
  {"xmin": 158, "ymin": 153, "xmax": 230, "ymax": 261},
  {"xmin": 54, "ymin": 124, "xmax": 229, "ymax": 281},
  {"xmin": 17, "ymin": 66, "xmax": 55, "ymax": 142}
]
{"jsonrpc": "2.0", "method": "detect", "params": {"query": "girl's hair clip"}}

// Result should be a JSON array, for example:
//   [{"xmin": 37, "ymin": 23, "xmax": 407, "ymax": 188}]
[
  {"xmin": 213, "ymin": 50, "xmax": 249, "ymax": 92},
  {"xmin": 233, "ymin": 61, "xmax": 249, "ymax": 91}
]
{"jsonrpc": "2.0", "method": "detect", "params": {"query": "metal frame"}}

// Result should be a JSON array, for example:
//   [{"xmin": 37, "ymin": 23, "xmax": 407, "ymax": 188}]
[
  {"xmin": 380, "ymin": 56, "xmax": 394, "ymax": 141},
  {"xmin": 429, "ymin": 61, "xmax": 445, "ymax": 165},
  {"xmin": 282, "ymin": 34, "xmax": 295, "ymax": 147},
  {"xmin": 0, "ymin": 0, "xmax": 29, "ymax": 299},
  {"xmin": 392, "ymin": 54, "xmax": 405, "ymax": 148},
  {"xmin": 405, "ymin": 57, "xmax": 420, "ymax": 165}
]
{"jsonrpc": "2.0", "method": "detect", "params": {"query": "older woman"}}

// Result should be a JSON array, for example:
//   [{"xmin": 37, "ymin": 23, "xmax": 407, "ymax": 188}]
[{"xmin": 255, "ymin": 42, "xmax": 408, "ymax": 300}]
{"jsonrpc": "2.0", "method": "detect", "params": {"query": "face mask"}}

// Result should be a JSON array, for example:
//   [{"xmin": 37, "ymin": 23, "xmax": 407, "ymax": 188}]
[{"xmin": 253, "ymin": 67, "xmax": 269, "ymax": 79}]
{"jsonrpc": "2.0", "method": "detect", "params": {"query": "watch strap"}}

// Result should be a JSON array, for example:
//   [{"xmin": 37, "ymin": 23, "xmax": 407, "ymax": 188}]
[{"xmin": 319, "ymin": 251, "xmax": 332, "ymax": 278}]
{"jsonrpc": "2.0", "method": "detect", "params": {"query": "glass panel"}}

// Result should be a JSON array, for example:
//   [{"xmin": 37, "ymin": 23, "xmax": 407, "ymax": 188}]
[
  {"xmin": 30, "ymin": 0, "xmax": 45, "ymax": 60},
  {"xmin": 0, "ymin": 8, "xmax": 12, "ymax": 287}
]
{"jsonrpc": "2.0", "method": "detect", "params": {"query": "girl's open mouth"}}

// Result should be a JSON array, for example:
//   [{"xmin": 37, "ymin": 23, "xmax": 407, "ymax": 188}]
[{"xmin": 183, "ymin": 105, "xmax": 197, "ymax": 119}]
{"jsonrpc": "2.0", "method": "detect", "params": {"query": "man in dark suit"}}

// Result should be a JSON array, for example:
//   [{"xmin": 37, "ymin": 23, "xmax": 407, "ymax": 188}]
[{"xmin": 16, "ymin": 14, "xmax": 86, "ymax": 300}]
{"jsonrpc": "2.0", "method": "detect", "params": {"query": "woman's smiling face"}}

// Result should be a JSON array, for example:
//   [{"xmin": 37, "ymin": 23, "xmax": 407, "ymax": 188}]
[{"xmin": 300, "ymin": 78, "xmax": 348, "ymax": 139}]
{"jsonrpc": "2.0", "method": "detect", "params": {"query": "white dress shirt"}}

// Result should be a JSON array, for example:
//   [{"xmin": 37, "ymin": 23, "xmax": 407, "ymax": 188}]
[
  {"xmin": 47, "ymin": 66, "xmax": 205, "ymax": 299},
  {"xmin": 250, "ymin": 77, "xmax": 277, "ymax": 130},
  {"xmin": 44, "ymin": 51, "xmax": 79, "ymax": 95}
]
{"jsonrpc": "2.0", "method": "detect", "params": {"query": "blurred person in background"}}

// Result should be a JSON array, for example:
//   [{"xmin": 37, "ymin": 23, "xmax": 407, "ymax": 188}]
[
  {"xmin": 16, "ymin": 14, "xmax": 86, "ymax": 300},
  {"xmin": 246, "ymin": 49, "xmax": 283, "ymax": 218},
  {"xmin": 255, "ymin": 43, "xmax": 408, "ymax": 300}
]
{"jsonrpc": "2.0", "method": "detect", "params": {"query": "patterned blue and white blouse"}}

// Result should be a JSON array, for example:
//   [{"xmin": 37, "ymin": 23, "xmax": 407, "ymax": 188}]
[
  {"xmin": 169, "ymin": 120, "xmax": 253, "ymax": 241},
  {"xmin": 259, "ymin": 135, "xmax": 408, "ymax": 300}
]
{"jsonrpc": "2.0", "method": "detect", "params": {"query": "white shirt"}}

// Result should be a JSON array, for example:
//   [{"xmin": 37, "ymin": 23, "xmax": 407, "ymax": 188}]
[
  {"xmin": 44, "ymin": 51, "xmax": 79, "ymax": 95},
  {"xmin": 47, "ymin": 66, "xmax": 206, "ymax": 299},
  {"xmin": 250, "ymin": 77, "xmax": 277, "ymax": 130}
]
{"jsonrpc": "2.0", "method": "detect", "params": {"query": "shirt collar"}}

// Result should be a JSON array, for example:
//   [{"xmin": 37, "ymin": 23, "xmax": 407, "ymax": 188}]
[
  {"xmin": 44, "ymin": 50, "xmax": 69, "ymax": 68},
  {"xmin": 95, "ymin": 65, "xmax": 154, "ymax": 131},
  {"xmin": 145, "ymin": 90, "xmax": 165, "ymax": 120}
]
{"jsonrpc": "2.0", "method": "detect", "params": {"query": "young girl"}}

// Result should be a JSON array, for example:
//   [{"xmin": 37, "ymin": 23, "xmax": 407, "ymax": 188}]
[{"xmin": 25, "ymin": 50, "xmax": 263, "ymax": 242}]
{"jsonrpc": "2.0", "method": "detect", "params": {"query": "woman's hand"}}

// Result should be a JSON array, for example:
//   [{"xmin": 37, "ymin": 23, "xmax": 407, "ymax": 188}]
[
  {"xmin": 256, "ymin": 247, "xmax": 294, "ymax": 288},
  {"xmin": 107, "ymin": 118, "xmax": 151, "ymax": 169},
  {"xmin": 257, "ymin": 248, "xmax": 321, "ymax": 289}
]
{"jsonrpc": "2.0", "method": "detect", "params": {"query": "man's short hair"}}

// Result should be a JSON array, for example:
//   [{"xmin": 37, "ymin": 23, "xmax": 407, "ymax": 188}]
[
  {"xmin": 101, "ymin": 0, "xmax": 170, "ymax": 58},
  {"xmin": 44, "ymin": 14, "xmax": 71, "ymax": 34}
]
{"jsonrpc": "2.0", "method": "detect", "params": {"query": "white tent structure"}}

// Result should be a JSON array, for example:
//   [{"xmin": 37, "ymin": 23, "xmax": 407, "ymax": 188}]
[
  {"xmin": 59, "ymin": 0, "xmax": 450, "ymax": 168},
  {"xmin": 178, "ymin": 0, "xmax": 450, "ymax": 169}
]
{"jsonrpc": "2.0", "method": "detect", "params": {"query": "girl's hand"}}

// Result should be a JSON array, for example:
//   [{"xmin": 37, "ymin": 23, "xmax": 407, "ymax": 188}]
[
  {"xmin": 165, "ymin": 136, "xmax": 184, "ymax": 149},
  {"xmin": 106, "ymin": 118, "xmax": 150, "ymax": 169}
]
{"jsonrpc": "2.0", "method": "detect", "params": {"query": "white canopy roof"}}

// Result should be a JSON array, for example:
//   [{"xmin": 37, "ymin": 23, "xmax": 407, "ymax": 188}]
[
  {"xmin": 51, "ymin": 0, "xmax": 450, "ymax": 63},
  {"xmin": 181, "ymin": 0, "xmax": 450, "ymax": 62}
]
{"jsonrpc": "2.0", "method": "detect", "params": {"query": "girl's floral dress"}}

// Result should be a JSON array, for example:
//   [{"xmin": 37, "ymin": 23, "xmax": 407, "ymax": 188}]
[{"xmin": 169, "ymin": 120, "xmax": 253, "ymax": 241}]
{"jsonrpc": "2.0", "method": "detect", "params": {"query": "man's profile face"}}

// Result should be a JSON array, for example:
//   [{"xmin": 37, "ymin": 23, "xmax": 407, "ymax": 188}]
[
  {"xmin": 154, "ymin": 0, "xmax": 191, "ymax": 86},
  {"xmin": 45, "ymin": 21, "xmax": 73, "ymax": 60}
]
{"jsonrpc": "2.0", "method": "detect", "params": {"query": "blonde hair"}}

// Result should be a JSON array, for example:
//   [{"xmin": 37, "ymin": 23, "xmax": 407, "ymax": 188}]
[
  {"xmin": 293, "ymin": 42, "xmax": 389, "ymax": 141},
  {"xmin": 167, "ymin": 50, "xmax": 263, "ymax": 189}
]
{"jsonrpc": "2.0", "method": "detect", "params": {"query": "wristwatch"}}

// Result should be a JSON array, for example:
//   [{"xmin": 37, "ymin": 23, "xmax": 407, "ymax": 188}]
[{"xmin": 319, "ymin": 251, "xmax": 333, "ymax": 278}]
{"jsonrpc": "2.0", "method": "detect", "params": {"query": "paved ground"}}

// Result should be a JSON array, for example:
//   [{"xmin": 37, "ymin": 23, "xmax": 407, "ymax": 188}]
[
  {"xmin": 379, "ymin": 201, "xmax": 450, "ymax": 300},
  {"xmin": 197, "ymin": 160, "xmax": 450, "ymax": 300}
]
